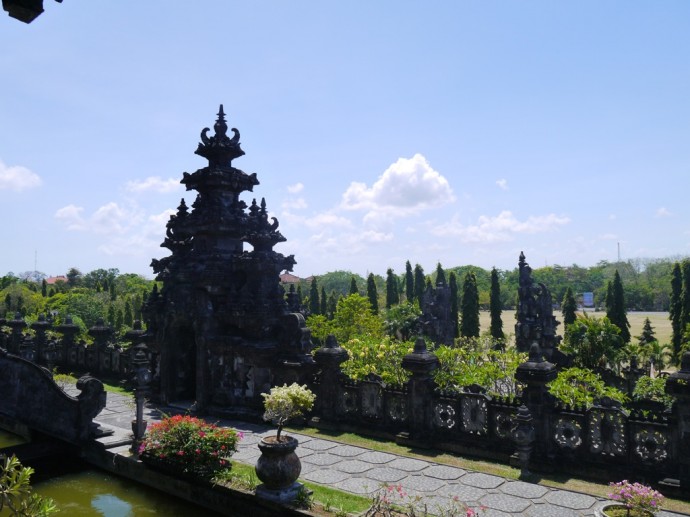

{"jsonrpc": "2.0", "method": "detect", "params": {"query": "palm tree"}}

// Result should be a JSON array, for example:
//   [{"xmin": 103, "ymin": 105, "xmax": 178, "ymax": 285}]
[{"xmin": 644, "ymin": 341, "xmax": 673, "ymax": 377}]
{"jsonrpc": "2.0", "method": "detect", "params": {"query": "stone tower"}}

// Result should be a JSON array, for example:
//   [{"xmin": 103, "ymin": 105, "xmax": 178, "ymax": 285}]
[{"xmin": 147, "ymin": 106, "xmax": 314, "ymax": 415}]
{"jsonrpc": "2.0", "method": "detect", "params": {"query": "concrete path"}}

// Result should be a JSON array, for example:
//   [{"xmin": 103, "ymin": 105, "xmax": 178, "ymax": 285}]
[{"xmin": 92, "ymin": 390, "xmax": 687, "ymax": 517}]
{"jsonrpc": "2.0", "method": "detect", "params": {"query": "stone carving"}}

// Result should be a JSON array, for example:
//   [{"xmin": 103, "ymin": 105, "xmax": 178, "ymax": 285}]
[
  {"xmin": 418, "ymin": 277, "xmax": 454, "ymax": 346},
  {"xmin": 145, "ymin": 106, "xmax": 315, "ymax": 413},
  {"xmin": 589, "ymin": 407, "xmax": 627, "ymax": 457},
  {"xmin": 633, "ymin": 427, "xmax": 668, "ymax": 463},
  {"xmin": 433, "ymin": 402, "xmax": 456, "ymax": 429},
  {"xmin": 386, "ymin": 395, "xmax": 408, "ymax": 423},
  {"xmin": 461, "ymin": 395, "xmax": 488, "ymax": 435},
  {"xmin": 553, "ymin": 417, "xmax": 583, "ymax": 450}
]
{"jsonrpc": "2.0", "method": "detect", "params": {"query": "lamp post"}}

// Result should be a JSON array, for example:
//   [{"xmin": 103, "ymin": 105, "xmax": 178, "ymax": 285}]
[{"xmin": 130, "ymin": 341, "xmax": 151, "ymax": 455}]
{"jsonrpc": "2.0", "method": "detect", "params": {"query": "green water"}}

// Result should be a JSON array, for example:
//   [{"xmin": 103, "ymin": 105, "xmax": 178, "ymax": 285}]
[{"xmin": 1, "ymin": 430, "xmax": 221, "ymax": 516}]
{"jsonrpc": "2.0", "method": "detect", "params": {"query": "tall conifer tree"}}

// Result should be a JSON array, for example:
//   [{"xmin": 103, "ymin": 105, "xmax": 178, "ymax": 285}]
[
  {"xmin": 405, "ymin": 261, "xmax": 414, "ymax": 303},
  {"xmin": 561, "ymin": 287, "xmax": 578, "ymax": 329},
  {"xmin": 605, "ymin": 270, "xmax": 630, "ymax": 344},
  {"xmin": 414, "ymin": 264, "xmax": 425, "ymax": 306},
  {"xmin": 670, "ymin": 262, "xmax": 683, "ymax": 359},
  {"xmin": 449, "ymin": 272, "xmax": 459, "ymax": 338},
  {"xmin": 385, "ymin": 268, "xmax": 399, "ymax": 309},
  {"xmin": 436, "ymin": 263, "xmax": 446, "ymax": 285},
  {"xmin": 367, "ymin": 273, "xmax": 379, "ymax": 314},
  {"xmin": 460, "ymin": 272, "xmax": 480, "ymax": 338},
  {"xmin": 309, "ymin": 278, "xmax": 320, "ymax": 315},
  {"xmin": 320, "ymin": 286, "xmax": 328, "ymax": 316},
  {"xmin": 349, "ymin": 276, "xmax": 359, "ymax": 295},
  {"xmin": 489, "ymin": 268, "xmax": 504, "ymax": 341}
]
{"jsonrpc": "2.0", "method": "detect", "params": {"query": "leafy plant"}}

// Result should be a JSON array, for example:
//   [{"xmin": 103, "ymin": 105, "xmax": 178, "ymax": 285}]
[
  {"xmin": 633, "ymin": 376, "xmax": 674, "ymax": 409},
  {"xmin": 607, "ymin": 480, "xmax": 664, "ymax": 516},
  {"xmin": 548, "ymin": 368, "xmax": 628, "ymax": 408},
  {"xmin": 0, "ymin": 454, "xmax": 58, "ymax": 516},
  {"xmin": 340, "ymin": 336, "xmax": 412, "ymax": 388},
  {"xmin": 364, "ymin": 483, "xmax": 484, "ymax": 516},
  {"xmin": 561, "ymin": 315, "xmax": 623, "ymax": 370},
  {"xmin": 138, "ymin": 415, "xmax": 240, "ymax": 477},
  {"xmin": 294, "ymin": 485, "xmax": 314, "ymax": 510},
  {"xmin": 262, "ymin": 383, "xmax": 316, "ymax": 441}
]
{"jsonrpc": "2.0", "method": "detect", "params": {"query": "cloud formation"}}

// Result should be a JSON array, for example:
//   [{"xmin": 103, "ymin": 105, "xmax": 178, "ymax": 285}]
[
  {"xmin": 341, "ymin": 154, "xmax": 454, "ymax": 217},
  {"xmin": 432, "ymin": 211, "xmax": 570, "ymax": 243},
  {"xmin": 125, "ymin": 176, "xmax": 182, "ymax": 194},
  {"xmin": 0, "ymin": 160, "xmax": 42, "ymax": 191},
  {"xmin": 55, "ymin": 202, "xmax": 145, "ymax": 235},
  {"xmin": 656, "ymin": 207, "xmax": 671, "ymax": 218},
  {"xmin": 496, "ymin": 179, "xmax": 508, "ymax": 190}
]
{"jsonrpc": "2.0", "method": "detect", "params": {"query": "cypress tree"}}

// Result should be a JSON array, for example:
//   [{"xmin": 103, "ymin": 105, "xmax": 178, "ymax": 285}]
[
  {"xmin": 107, "ymin": 305, "xmax": 116, "ymax": 327},
  {"xmin": 681, "ymin": 260, "xmax": 690, "ymax": 348},
  {"xmin": 109, "ymin": 282, "xmax": 116, "ymax": 301},
  {"xmin": 124, "ymin": 299, "xmax": 133, "ymax": 327},
  {"xmin": 414, "ymin": 264, "xmax": 425, "ymax": 305},
  {"xmin": 489, "ymin": 268, "xmax": 504, "ymax": 341},
  {"xmin": 327, "ymin": 291, "xmax": 338, "ymax": 319},
  {"xmin": 296, "ymin": 284, "xmax": 303, "ymax": 305},
  {"xmin": 405, "ymin": 261, "xmax": 414, "ymax": 303},
  {"xmin": 116, "ymin": 308, "xmax": 124, "ymax": 330},
  {"xmin": 460, "ymin": 272, "xmax": 480, "ymax": 338},
  {"xmin": 367, "ymin": 273, "xmax": 379, "ymax": 314},
  {"xmin": 436, "ymin": 263, "xmax": 446, "ymax": 285},
  {"xmin": 385, "ymin": 268, "xmax": 399, "ymax": 309},
  {"xmin": 41, "ymin": 279, "xmax": 47, "ymax": 297},
  {"xmin": 449, "ymin": 271, "xmax": 459, "ymax": 338},
  {"xmin": 670, "ymin": 262, "xmax": 683, "ymax": 359},
  {"xmin": 637, "ymin": 317, "xmax": 656, "ymax": 347},
  {"xmin": 320, "ymin": 286, "xmax": 328, "ymax": 316},
  {"xmin": 561, "ymin": 286, "xmax": 578, "ymax": 329},
  {"xmin": 349, "ymin": 277, "xmax": 359, "ymax": 295},
  {"xmin": 309, "ymin": 278, "xmax": 320, "ymax": 315},
  {"xmin": 5, "ymin": 294, "xmax": 11, "ymax": 313},
  {"xmin": 605, "ymin": 270, "xmax": 630, "ymax": 344}
]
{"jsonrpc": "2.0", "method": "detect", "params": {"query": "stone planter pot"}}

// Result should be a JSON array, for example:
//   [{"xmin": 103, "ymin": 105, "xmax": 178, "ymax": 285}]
[
  {"xmin": 595, "ymin": 504, "xmax": 655, "ymax": 517},
  {"xmin": 254, "ymin": 435, "xmax": 302, "ymax": 502}
]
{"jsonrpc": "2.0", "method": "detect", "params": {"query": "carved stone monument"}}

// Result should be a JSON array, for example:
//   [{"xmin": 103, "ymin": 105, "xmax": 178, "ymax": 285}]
[{"xmin": 146, "ymin": 106, "xmax": 315, "ymax": 415}]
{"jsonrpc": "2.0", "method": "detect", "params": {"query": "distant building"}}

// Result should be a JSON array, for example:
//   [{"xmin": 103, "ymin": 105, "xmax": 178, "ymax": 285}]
[{"xmin": 45, "ymin": 276, "xmax": 67, "ymax": 285}]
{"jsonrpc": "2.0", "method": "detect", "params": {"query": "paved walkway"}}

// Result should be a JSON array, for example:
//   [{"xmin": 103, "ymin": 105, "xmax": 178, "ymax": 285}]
[{"xmin": 92, "ymin": 391, "xmax": 687, "ymax": 517}]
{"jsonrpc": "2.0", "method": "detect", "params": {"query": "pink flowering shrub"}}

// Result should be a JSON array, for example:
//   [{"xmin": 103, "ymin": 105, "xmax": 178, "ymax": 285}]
[
  {"xmin": 139, "ymin": 415, "xmax": 241, "ymax": 477},
  {"xmin": 608, "ymin": 480, "xmax": 664, "ymax": 516},
  {"xmin": 365, "ymin": 483, "xmax": 485, "ymax": 516}
]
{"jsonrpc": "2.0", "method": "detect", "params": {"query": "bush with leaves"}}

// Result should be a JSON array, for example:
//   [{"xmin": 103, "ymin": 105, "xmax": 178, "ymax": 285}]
[
  {"xmin": 382, "ymin": 302, "xmax": 421, "ymax": 341},
  {"xmin": 547, "ymin": 367, "xmax": 628, "ymax": 408},
  {"xmin": 561, "ymin": 315, "xmax": 623, "ymax": 371},
  {"xmin": 340, "ymin": 336, "xmax": 412, "ymax": 388},
  {"xmin": 262, "ymin": 383, "xmax": 316, "ymax": 441},
  {"xmin": 0, "ymin": 454, "xmax": 58, "ymax": 516},
  {"xmin": 633, "ymin": 375, "xmax": 674, "ymax": 409}
]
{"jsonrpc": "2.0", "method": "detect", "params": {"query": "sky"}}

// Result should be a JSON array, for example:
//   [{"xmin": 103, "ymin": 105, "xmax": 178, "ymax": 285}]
[{"xmin": 1, "ymin": 2, "xmax": 689, "ymax": 280}]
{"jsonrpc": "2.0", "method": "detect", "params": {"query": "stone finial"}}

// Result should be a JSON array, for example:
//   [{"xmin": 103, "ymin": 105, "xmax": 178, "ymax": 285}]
[{"xmin": 195, "ymin": 104, "xmax": 245, "ymax": 166}]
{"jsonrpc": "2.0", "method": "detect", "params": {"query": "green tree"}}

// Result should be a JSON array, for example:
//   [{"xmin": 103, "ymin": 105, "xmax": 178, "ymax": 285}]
[
  {"xmin": 405, "ymin": 261, "xmax": 414, "ymax": 303},
  {"xmin": 385, "ymin": 268, "xmax": 399, "ymax": 309},
  {"xmin": 460, "ymin": 272, "xmax": 480, "ymax": 338},
  {"xmin": 681, "ymin": 260, "xmax": 690, "ymax": 350},
  {"xmin": 309, "ymin": 278, "xmax": 320, "ymax": 315},
  {"xmin": 435, "ymin": 263, "xmax": 446, "ymax": 285},
  {"xmin": 605, "ymin": 270, "xmax": 630, "ymax": 344},
  {"xmin": 109, "ymin": 281, "xmax": 116, "ymax": 302},
  {"xmin": 320, "ymin": 286, "xmax": 328, "ymax": 316},
  {"xmin": 489, "ymin": 268, "xmax": 504, "ymax": 341},
  {"xmin": 646, "ymin": 341, "xmax": 672, "ymax": 376},
  {"xmin": 327, "ymin": 290, "xmax": 338, "ymax": 319},
  {"xmin": 124, "ymin": 299, "xmax": 133, "ymax": 328},
  {"xmin": 637, "ymin": 317, "xmax": 656, "ymax": 347},
  {"xmin": 349, "ymin": 276, "xmax": 359, "ymax": 296},
  {"xmin": 107, "ymin": 304, "xmax": 116, "ymax": 327},
  {"xmin": 547, "ymin": 367, "xmax": 628, "ymax": 408},
  {"xmin": 331, "ymin": 294, "xmax": 383, "ymax": 343},
  {"xmin": 449, "ymin": 271, "xmax": 459, "ymax": 338},
  {"xmin": 413, "ymin": 264, "xmax": 425, "ymax": 306},
  {"xmin": 66, "ymin": 267, "xmax": 82, "ymax": 288},
  {"xmin": 561, "ymin": 287, "xmax": 578, "ymax": 330},
  {"xmin": 562, "ymin": 315, "xmax": 623, "ymax": 370},
  {"xmin": 41, "ymin": 279, "xmax": 47, "ymax": 298},
  {"xmin": 366, "ymin": 273, "xmax": 379, "ymax": 315},
  {"xmin": 670, "ymin": 262, "xmax": 683, "ymax": 360},
  {"xmin": 383, "ymin": 302, "xmax": 421, "ymax": 341}
]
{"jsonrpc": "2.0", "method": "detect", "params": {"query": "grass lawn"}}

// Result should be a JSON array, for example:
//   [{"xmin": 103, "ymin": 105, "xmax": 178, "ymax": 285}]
[{"xmin": 479, "ymin": 310, "xmax": 672, "ymax": 347}]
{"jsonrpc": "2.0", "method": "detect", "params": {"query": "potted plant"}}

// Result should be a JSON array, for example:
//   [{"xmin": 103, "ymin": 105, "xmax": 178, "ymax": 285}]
[
  {"xmin": 138, "ymin": 414, "xmax": 241, "ymax": 480},
  {"xmin": 597, "ymin": 480, "xmax": 664, "ymax": 517},
  {"xmin": 255, "ymin": 383, "xmax": 315, "ymax": 502}
]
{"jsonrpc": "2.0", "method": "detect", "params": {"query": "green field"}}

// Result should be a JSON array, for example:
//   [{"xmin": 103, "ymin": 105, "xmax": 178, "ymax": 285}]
[{"xmin": 479, "ymin": 310, "xmax": 672, "ymax": 346}]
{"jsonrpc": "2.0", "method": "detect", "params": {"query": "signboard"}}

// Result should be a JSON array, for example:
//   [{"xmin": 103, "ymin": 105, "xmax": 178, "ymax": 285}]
[{"xmin": 582, "ymin": 292, "xmax": 594, "ymax": 308}]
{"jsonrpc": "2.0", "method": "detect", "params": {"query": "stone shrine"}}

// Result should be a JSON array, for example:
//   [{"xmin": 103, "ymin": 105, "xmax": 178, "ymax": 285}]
[{"xmin": 146, "ymin": 106, "xmax": 315, "ymax": 415}]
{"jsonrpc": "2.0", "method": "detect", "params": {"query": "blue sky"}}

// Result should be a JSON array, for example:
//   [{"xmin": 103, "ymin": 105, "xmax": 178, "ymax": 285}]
[{"xmin": 1, "ymin": 2, "xmax": 689, "ymax": 279}]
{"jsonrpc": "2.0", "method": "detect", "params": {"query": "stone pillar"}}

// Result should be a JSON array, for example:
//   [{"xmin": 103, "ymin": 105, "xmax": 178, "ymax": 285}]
[
  {"xmin": 31, "ymin": 314, "xmax": 51, "ymax": 365},
  {"xmin": 312, "ymin": 334, "xmax": 349, "ymax": 424},
  {"xmin": 88, "ymin": 317, "xmax": 113, "ymax": 373},
  {"xmin": 666, "ymin": 352, "xmax": 690, "ymax": 492},
  {"xmin": 55, "ymin": 315, "xmax": 80, "ymax": 367},
  {"xmin": 7, "ymin": 312, "xmax": 26, "ymax": 355},
  {"xmin": 400, "ymin": 337, "xmax": 439, "ymax": 447},
  {"xmin": 514, "ymin": 342, "xmax": 557, "ymax": 464}
]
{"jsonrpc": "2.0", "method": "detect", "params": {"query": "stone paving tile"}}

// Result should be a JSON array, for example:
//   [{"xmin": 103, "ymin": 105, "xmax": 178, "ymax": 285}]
[
  {"xmin": 300, "ymin": 439, "xmax": 338, "ymax": 451},
  {"xmin": 437, "ymin": 483, "xmax": 486, "ymax": 502},
  {"xmin": 544, "ymin": 490, "xmax": 597, "ymax": 510},
  {"xmin": 334, "ymin": 477, "xmax": 378, "ymax": 495},
  {"xmin": 302, "ymin": 452, "xmax": 341, "ymax": 466},
  {"xmin": 479, "ymin": 508, "xmax": 513, "ymax": 517},
  {"xmin": 387, "ymin": 457, "xmax": 429, "ymax": 472},
  {"xmin": 357, "ymin": 451, "xmax": 397, "ymax": 464},
  {"xmin": 480, "ymin": 493, "xmax": 531, "ymax": 513},
  {"xmin": 500, "ymin": 480, "xmax": 549, "ymax": 499},
  {"xmin": 524, "ymin": 502, "xmax": 583, "ymax": 517},
  {"xmin": 298, "ymin": 462, "xmax": 320, "ymax": 475},
  {"xmin": 335, "ymin": 459, "xmax": 374, "ymax": 474},
  {"xmin": 398, "ymin": 474, "xmax": 446, "ymax": 493},
  {"xmin": 421, "ymin": 464, "xmax": 466, "ymax": 480},
  {"xmin": 460, "ymin": 472, "xmax": 506, "ymax": 489},
  {"xmin": 366, "ymin": 467, "xmax": 408, "ymax": 483},
  {"xmin": 302, "ymin": 469, "xmax": 350, "ymax": 484},
  {"xmin": 329, "ymin": 445, "xmax": 366, "ymax": 457},
  {"xmin": 233, "ymin": 449, "xmax": 261, "ymax": 462}
]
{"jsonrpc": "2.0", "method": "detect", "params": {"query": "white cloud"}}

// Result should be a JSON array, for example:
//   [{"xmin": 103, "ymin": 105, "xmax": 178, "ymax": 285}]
[
  {"xmin": 54, "ymin": 204, "xmax": 85, "ymax": 230},
  {"xmin": 287, "ymin": 182, "xmax": 304, "ymax": 194},
  {"xmin": 0, "ymin": 160, "xmax": 42, "ymax": 191},
  {"xmin": 55, "ymin": 201, "xmax": 145, "ymax": 235},
  {"xmin": 496, "ymin": 179, "xmax": 508, "ymax": 190},
  {"xmin": 98, "ymin": 209, "xmax": 175, "ymax": 257},
  {"xmin": 283, "ymin": 210, "xmax": 353, "ymax": 230},
  {"xmin": 656, "ymin": 207, "xmax": 671, "ymax": 218},
  {"xmin": 282, "ymin": 197, "xmax": 307, "ymax": 210},
  {"xmin": 341, "ymin": 154, "xmax": 454, "ymax": 217},
  {"xmin": 125, "ymin": 176, "xmax": 181, "ymax": 194},
  {"xmin": 431, "ymin": 211, "xmax": 570, "ymax": 243}
]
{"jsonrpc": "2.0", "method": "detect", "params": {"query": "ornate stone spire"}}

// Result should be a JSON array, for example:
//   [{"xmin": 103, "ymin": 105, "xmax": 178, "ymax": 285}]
[{"xmin": 195, "ymin": 104, "xmax": 245, "ymax": 166}]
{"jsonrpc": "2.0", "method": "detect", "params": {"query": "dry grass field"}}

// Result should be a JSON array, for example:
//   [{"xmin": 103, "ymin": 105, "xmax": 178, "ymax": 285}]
[{"xmin": 479, "ymin": 310, "xmax": 672, "ymax": 346}]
